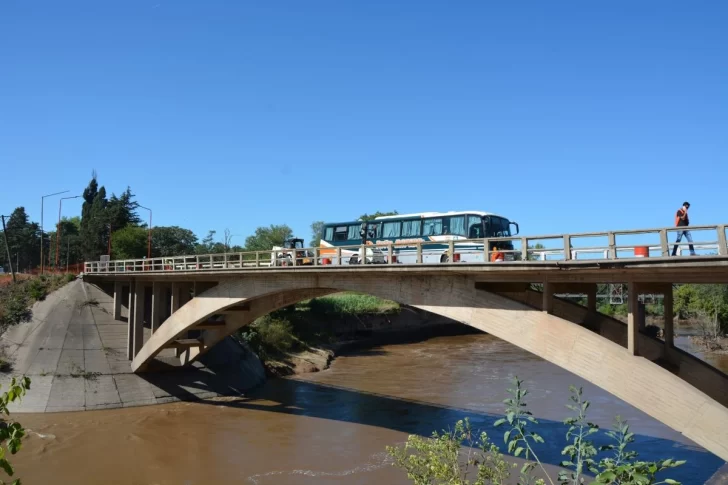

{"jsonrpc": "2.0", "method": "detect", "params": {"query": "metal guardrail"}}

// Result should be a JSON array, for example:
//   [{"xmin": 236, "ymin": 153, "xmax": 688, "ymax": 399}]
[{"xmin": 84, "ymin": 223, "xmax": 728, "ymax": 274}]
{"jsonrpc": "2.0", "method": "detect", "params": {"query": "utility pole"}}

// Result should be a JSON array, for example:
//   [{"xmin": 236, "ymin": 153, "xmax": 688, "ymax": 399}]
[
  {"xmin": 138, "ymin": 205, "xmax": 152, "ymax": 259},
  {"xmin": 1, "ymin": 215, "xmax": 15, "ymax": 283},
  {"xmin": 66, "ymin": 236, "xmax": 71, "ymax": 273},
  {"xmin": 40, "ymin": 190, "xmax": 68, "ymax": 274}
]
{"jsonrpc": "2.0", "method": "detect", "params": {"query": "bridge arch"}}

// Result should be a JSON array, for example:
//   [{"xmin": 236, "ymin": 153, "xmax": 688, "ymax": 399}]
[{"xmin": 131, "ymin": 274, "xmax": 728, "ymax": 461}]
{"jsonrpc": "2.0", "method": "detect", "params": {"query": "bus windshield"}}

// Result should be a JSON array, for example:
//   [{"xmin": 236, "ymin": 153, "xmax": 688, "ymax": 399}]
[{"xmin": 485, "ymin": 216, "xmax": 515, "ymax": 238}]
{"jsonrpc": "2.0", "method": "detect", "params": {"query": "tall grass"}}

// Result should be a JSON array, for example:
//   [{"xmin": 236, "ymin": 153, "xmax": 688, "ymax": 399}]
[{"xmin": 306, "ymin": 292, "xmax": 399, "ymax": 315}]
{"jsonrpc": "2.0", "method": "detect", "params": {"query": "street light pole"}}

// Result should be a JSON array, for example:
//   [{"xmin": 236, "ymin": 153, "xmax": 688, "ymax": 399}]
[
  {"xmin": 40, "ymin": 190, "xmax": 68, "ymax": 274},
  {"xmin": 138, "ymin": 205, "xmax": 152, "ymax": 260},
  {"xmin": 57, "ymin": 196, "xmax": 81, "ymax": 268}
]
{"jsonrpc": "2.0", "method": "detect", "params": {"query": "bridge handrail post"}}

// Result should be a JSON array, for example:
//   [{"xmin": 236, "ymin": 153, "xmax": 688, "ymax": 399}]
[
  {"xmin": 448, "ymin": 240, "xmax": 454, "ymax": 263},
  {"xmin": 388, "ymin": 243, "xmax": 393, "ymax": 264},
  {"xmin": 336, "ymin": 247, "xmax": 342, "ymax": 265},
  {"xmin": 520, "ymin": 237, "xmax": 528, "ymax": 261},
  {"xmin": 254, "ymin": 252, "xmax": 259, "ymax": 267},
  {"xmin": 292, "ymin": 248, "xmax": 297, "ymax": 267},
  {"xmin": 608, "ymin": 232, "xmax": 617, "ymax": 260},
  {"xmin": 416, "ymin": 242, "xmax": 422, "ymax": 264},
  {"xmin": 717, "ymin": 225, "xmax": 728, "ymax": 256},
  {"xmin": 360, "ymin": 244, "xmax": 366, "ymax": 265},
  {"xmin": 483, "ymin": 238, "xmax": 490, "ymax": 263},
  {"xmin": 563, "ymin": 234, "xmax": 571, "ymax": 261},
  {"xmin": 659, "ymin": 229, "xmax": 669, "ymax": 257},
  {"xmin": 313, "ymin": 247, "xmax": 318, "ymax": 266}
]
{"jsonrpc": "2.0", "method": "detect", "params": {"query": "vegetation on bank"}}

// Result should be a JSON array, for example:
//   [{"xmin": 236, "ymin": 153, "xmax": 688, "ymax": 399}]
[
  {"xmin": 0, "ymin": 376, "xmax": 31, "ymax": 485},
  {"xmin": 0, "ymin": 274, "xmax": 75, "ymax": 329},
  {"xmin": 238, "ymin": 292, "xmax": 400, "ymax": 361},
  {"xmin": 387, "ymin": 377, "xmax": 685, "ymax": 485},
  {"xmin": 0, "ymin": 274, "xmax": 76, "ymax": 371}
]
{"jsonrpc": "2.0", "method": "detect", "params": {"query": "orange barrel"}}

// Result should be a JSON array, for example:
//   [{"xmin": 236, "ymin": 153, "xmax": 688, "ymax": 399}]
[{"xmin": 634, "ymin": 246, "xmax": 649, "ymax": 258}]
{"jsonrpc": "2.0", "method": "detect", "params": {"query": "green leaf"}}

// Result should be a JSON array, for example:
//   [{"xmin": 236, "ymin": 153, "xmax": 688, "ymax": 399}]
[
  {"xmin": 0, "ymin": 458, "xmax": 13, "ymax": 477},
  {"xmin": 514, "ymin": 446, "xmax": 525, "ymax": 457},
  {"xmin": 493, "ymin": 418, "xmax": 506, "ymax": 428},
  {"xmin": 664, "ymin": 480, "xmax": 680, "ymax": 484},
  {"xmin": 506, "ymin": 412, "xmax": 515, "ymax": 425},
  {"xmin": 504, "ymin": 430, "xmax": 512, "ymax": 444}
]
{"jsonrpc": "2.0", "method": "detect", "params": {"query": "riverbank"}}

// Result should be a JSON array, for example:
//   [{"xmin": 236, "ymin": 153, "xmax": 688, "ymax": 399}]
[
  {"xmin": 260, "ymin": 321, "xmax": 480, "ymax": 377},
  {"xmin": 236, "ymin": 296, "xmax": 475, "ymax": 378}
]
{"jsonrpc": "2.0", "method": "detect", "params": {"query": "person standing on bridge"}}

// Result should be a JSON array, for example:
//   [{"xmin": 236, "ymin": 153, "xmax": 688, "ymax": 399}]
[{"xmin": 671, "ymin": 202, "xmax": 696, "ymax": 256}]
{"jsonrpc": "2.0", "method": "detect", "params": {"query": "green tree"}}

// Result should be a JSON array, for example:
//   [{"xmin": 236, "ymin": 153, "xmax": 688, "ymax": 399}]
[
  {"xmin": 106, "ymin": 187, "xmax": 141, "ymax": 230},
  {"xmin": 3, "ymin": 208, "xmax": 41, "ymax": 272},
  {"xmin": 111, "ymin": 226, "xmax": 147, "ymax": 260},
  {"xmin": 358, "ymin": 210, "xmax": 398, "ymax": 221},
  {"xmin": 310, "ymin": 221, "xmax": 324, "ymax": 247},
  {"xmin": 151, "ymin": 226, "xmax": 198, "ymax": 257},
  {"xmin": 244, "ymin": 224, "xmax": 293, "ymax": 252},
  {"xmin": 80, "ymin": 174, "xmax": 109, "ymax": 261},
  {"xmin": 195, "ymin": 230, "xmax": 226, "ymax": 254}
]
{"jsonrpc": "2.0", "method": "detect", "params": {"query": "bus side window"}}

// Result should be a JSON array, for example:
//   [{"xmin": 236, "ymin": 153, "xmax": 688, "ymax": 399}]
[
  {"xmin": 324, "ymin": 227, "xmax": 334, "ymax": 241},
  {"xmin": 449, "ymin": 216, "xmax": 466, "ymax": 236},
  {"xmin": 468, "ymin": 216, "xmax": 482, "ymax": 239},
  {"xmin": 334, "ymin": 226, "xmax": 348, "ymax": 241},
  {"xmin": 347, "ymin": 225, "xmax": 361, "ymax": 241}
]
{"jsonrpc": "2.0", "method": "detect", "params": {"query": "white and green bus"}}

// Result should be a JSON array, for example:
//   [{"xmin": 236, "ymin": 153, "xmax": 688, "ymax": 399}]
[{"xmin": 319, "ymin": 211, "xmax": 519, "ymax": 264}]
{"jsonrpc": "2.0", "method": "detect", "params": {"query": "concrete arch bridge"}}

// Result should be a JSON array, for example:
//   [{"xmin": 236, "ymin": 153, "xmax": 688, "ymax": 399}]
[{"xmin": 84, "ymin": 223, "xmax": 728, "ymax": 462}]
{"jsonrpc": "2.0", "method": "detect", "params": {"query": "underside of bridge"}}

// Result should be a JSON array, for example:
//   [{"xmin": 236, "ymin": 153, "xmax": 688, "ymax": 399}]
[{"xmin": 89, "ymin": 273, "xmax": 728, "ymax": 462}]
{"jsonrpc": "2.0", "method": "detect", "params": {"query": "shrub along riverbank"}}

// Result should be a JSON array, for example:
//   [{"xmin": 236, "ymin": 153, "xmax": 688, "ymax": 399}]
[{"xmin": 236, "ymin": 292, "xmax": 402, "ymax": 375}]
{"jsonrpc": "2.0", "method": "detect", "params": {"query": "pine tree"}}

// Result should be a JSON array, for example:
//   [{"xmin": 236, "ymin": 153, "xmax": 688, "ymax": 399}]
[{"xmin": 80, "ymin": 175, "xmax": 109, "ymax": 261}]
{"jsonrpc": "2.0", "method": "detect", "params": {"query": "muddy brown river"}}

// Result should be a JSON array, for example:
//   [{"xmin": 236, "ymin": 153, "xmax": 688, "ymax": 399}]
[{"xmin": 13, "ymin": 334, "xmax": 727, "ymax": 484}]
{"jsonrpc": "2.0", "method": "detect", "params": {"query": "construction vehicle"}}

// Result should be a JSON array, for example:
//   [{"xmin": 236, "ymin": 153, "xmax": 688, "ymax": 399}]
[{"xmin": 271, "ymin": 238, "xmax": 315, "ymax": 266}]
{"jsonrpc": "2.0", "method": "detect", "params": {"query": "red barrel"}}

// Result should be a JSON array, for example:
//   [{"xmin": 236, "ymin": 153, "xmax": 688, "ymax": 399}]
[{"xmin": 634, "ymin": 246, "xmax": 649, "ymax": 258}]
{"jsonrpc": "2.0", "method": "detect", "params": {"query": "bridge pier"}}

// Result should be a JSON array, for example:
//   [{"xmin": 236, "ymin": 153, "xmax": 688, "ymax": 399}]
[
  {"xmin": 663, "ymin": 286, "xmax": 676, "ymax": 362},
  {"xmin": 170, "ymin": 282, "xmax": 181, "ymax": 314},
  {"xmin": 126, "ymin": 281, "xmax": 135, "ymax": 360},
  {"xmin": 627, "ymin": 282, "xmax": 643, "ymax": 355},
  {"xmin": 586, "ymin": 284, "xmax": 597, "ymax": 314},
  {"xmin": 542, "ymin": 282, "xmax": 554, "ymax": 314},
  {"xmin": 132, "ymin": 282, "xmax": 146, "ymax": 358},
  {"xmin": 113, "ymin": 281, "xmax": 123, "ymax": 321},
  {"xmin": 175, "ymin": 283, "xmax": 193, "ymax": 357},
  {"xmin": 151, "ymin": 282, "xmax": 162, "ymax": 333}
]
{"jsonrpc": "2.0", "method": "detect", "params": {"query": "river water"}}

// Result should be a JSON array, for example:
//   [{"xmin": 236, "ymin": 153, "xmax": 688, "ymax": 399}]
[{"xmin": 13, "ymin": 334, "xmax": 727, "ymax": 484}]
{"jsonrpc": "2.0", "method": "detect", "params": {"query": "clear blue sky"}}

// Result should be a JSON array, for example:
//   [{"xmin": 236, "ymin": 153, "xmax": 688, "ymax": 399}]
[{"xmin": 1, "ymin": 1, "xmax": 726, "ymax": 246}]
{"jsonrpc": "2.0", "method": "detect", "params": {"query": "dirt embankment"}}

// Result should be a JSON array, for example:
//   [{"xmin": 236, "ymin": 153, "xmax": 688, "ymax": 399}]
[{"xmin": 261, "ymin": 309, "xmax": 478, "ymax": 378}]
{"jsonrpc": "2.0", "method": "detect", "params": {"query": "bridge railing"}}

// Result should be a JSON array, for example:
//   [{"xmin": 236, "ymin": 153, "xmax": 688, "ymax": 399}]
[{"xmin": 84, "ymin": 223, "xmax": 728, "ymax": 274}]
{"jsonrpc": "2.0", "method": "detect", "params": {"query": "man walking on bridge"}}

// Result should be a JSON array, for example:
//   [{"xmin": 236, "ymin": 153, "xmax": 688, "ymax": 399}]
[{"xmin": 672, "ymin": 201, "xmax": 696, "ymax": 256}]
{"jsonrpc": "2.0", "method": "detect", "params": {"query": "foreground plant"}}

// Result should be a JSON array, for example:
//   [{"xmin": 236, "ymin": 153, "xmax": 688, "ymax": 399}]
[
  {"xmin": 0, "ymin": 376, "xmax": 31, "ymax": 485},
  {"xmin": 388, "ymin": 377, "xmax": 685, "ymax": 485},
  {"xmin": 386, "ymin": 418, "xmax": 513, "ymax": 485}
]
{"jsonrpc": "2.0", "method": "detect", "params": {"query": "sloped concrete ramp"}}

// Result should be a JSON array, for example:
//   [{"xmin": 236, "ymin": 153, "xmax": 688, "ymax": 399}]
[{"xmin": 0, "ymin": 280, "xmax": 264, "ymax": 412}]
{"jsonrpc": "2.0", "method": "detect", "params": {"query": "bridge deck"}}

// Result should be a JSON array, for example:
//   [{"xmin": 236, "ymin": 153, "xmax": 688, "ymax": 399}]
[{"xmin": 85, "ymin": 255, "xmax": 728, "ymax": 284}]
